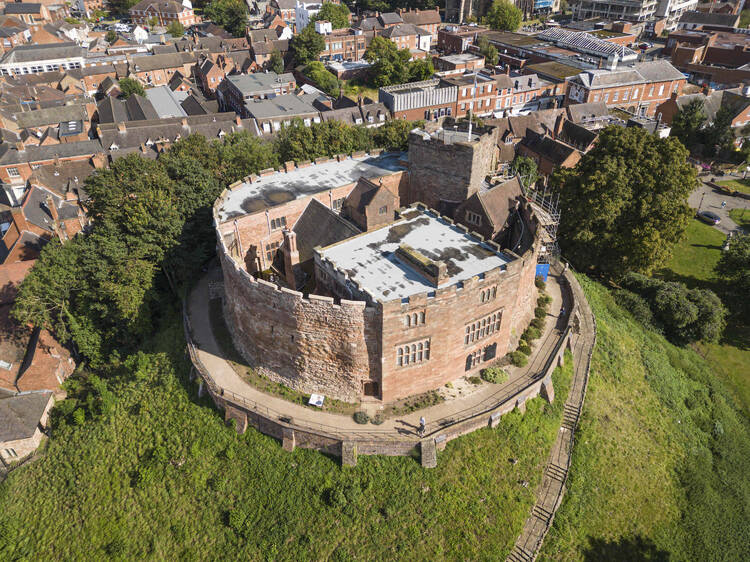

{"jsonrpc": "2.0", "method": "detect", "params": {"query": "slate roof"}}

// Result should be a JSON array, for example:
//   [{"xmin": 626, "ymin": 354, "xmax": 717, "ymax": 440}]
[
  {"xmin": 521, "ymin": 130, "xmax": 578, "ymax": 166},
  {"xmin": 3, "ymin": 3, "xmax": 42, "ymax": 15},
  {"xmin": 0, "ymin": 391, "xmax": 52, "ymax": 442},
  {"xmin": 566, "ymin": 101, "xmax": 609, "ymax": 123},
  {"xmin": 1, "ymin": 42, "xmax": 84, "ymax": 64},
  {"xmin": 21, "ymin": 185, "xmax": 80, "ymax": 232},
  {"xmin": 14, "ymin": 104, "xmax": 88, "ymax": 129},
  {"xmin": 245, "ymin": 94, "xmax": 319, "ymax": 120},
  {"xmin": 379, "ymin": 23, "xmax": 424, "ymax": 38},
  {"xmin": 0, "ymin": 139, "xmax": 102, "ymax": 165},
  {"xmin": 679, "ymin": 10, "xmax": 739, "ymax": 27},
  {"xmin": 129, "ymin": 52, "xmax": 195, "ymax": 72},
  {"xmin": 225, "ymin": 71, "xmax": 295, "ymax": 95},
  {"xmin": 292, "ymin": 198, "xmax": 359, "ymax": 263},
  {"xmin": 476, "ymin": 176, "xmax": 522, "ymax": 231},
  {"xmin": 399, "ymin": 9, "xmax": 440, "ymax": 26},
  {"xmin": 559, "ymin": 120, "xmax": 597, "ymax": 149},
  {"xmin": 344, "ymin": 176, "xmax": 389, "ymax": 215},
  {"xmin": 28, "ymin": 160, "xmax": 95, "ymax": 200},
  {"xmin": 251, "ymin": 38, "xmax": 289, "ymax": 55},
  {"xmin": 248, "ymin": 28, "xmax": 279, "ymax": 43},
  {"xmin": 129, "ymin": 0, "xmax": 190, "ymax": 13}
]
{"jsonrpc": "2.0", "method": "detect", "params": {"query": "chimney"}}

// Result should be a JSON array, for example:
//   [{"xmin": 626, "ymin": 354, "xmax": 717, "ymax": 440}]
[
  {"xmin": 357, "ymin": 94, "xmax": 363, "ymax": 107},
  {"xmin": 181, "ymin": 117, "xmax": 188, "ymax": 127},
  {"xmin": 91, "ymin": 152, "xmax": 107, "ymax": 168},
  {"xmin": 235, "ymin": 115, "xmax": 242, "ymax": 126},
  {"xmin": 45, "ymin": 194, "xmax": 60, "ymax": 223},
  {"xmin": 505, "ymin": 64, "xmax": 510, "ymax": 75},
  {"xmin": 117, "ymin": 121, "xmax": 126, "ymax": 133},
  {"xmin": 10, "ymin": 207, "xmax": 28, "ymax": 232},
  {"xmin": 15, "ymin": 141, "xmax": 25, "ymax": 152},
  {"xmin": 282, "ymin": 229, "xmax": 299, "ymax": 288},
  {"xmin": 554, "ymin": 113, "xmax": 564, "ymax": 139}
]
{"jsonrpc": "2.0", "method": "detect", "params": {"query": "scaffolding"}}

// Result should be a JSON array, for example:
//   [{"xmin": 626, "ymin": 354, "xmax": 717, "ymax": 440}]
[{"xmin": 520, "ymin": 178, "xmax": 561, "ymax": 265}]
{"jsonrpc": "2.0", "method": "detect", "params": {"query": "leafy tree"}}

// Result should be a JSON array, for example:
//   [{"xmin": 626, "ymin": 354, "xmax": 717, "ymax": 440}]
[
  {"xmin": 486, "ymin": 0, "xmax": 522, "ymax": 31},
  {"xmin": 167, "ymin": 21, "xmax": 185, "ymax": 37},
  {"xmin": 290, "ymin": 24, "xmax": 325, "ymax": 65},
  {"xmin": 119, "ymin": 77, "xmax": 145, "ymax": 99},
  {"xmin": 204, "ymin": 0, "xmax": 248, "ymax": 37},
  {"xmin": 265, "ymin": 49, "xmax": 284, "ymax": 74},
  {"xmin": 105, "ymin": 29, "xmax": 118, "ymax": 43},
  {"xmin": 364, "ymin": 36, "xmax": 411, "ymax": 87},
  {"xmin": 408, "ymin": 58, "xmax": 434, "ymax": 82},
  {"xmin": 703, "ymin": 105, "xmax": 735, "ymax": 155},
  {"xmin": 510, "ymin": 155, "xmax": 538, "ymax": 188},
  {"xmin": 274, "ymin": 120, "xmax": 372, "ymax": 162},
  {"xmin": 311, "ymin": 1, "xmax": 350, "ymax": 29},
  {"xmin": 552, "ymin": 125, "xmax": 696, "ymax": 277},
  {"xmin": 217, "ymin": 131, "xmax": 280, "ymax": 183},
  {"xmin": 477, "ymin": 35, "xmax": 498, "ymax": 66},
  {"xmin": 716, "ymin": 233, "xmax": 750, "ymax": 314},
  {"xmin": 303, "ymin": 61, "xmax": 339, "ymax": 97},
  {"xmin": 148, "ymin": 16, "xmax": 159, "ymax": 28},
  {"xmin": 670, "ymin": 98, "xmax": 706, "ymax": 151},
  {"xmin": 372, "ymin": 118, "xmax": 423, "ymax": 151}
]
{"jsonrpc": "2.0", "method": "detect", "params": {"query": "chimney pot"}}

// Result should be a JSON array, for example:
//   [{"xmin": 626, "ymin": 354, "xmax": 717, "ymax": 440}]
[{"xmin": 117, "ymin": 121, "xmax": 126, "ymax": 132}]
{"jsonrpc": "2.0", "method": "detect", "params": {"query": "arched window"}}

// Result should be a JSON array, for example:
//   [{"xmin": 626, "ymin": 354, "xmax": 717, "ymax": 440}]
[
  {"xmin": 405, "ymin": 315, "xmax": 411, "ymax": 327},
  {"xmin": 411, "ymin": 344, "xmax": 417, "ymax": 363},
  {"xmin": 397, "ymin": 347, "xmax": 403, "ymax": 366},
  {"xmin": 419, "ymin": 311, "xmax": 425, "ymax": 324},
  {"xmin": 417, "ymin": 342, "xmax": 423, "ymax": 361}
]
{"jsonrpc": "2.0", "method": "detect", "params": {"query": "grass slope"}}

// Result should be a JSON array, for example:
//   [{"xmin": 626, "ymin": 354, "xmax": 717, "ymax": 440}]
[
  {"xmin": 541, "ymin": 277, "xmax": 750, "ymax": 561},
  {"xmin": 0, "ymin": 316, "xmax": 573, "ymax": 561}
]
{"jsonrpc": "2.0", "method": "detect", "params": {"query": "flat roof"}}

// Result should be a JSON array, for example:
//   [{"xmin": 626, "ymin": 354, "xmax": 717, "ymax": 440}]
[
  {"xmin": 218, "ymin": 152, "xmax": 406, "ymax": 221},
  {"xmin": 318, "ymin": 208, "xmax": 512, "ymax": 302}
]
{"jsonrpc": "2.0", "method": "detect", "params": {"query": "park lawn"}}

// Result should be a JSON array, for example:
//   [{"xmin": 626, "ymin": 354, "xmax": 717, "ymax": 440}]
[
  {"xmin": 657, "ymin": 217, "xmax": 750, "ymax": 416},
  {"xmin": 540, "ymin": 277, "xmax": 750, "ymax": 561},
  {"xmin": 729, "ymin": 208, "xmax": 750, "ymax": 231},
  {"xmin": 0, "ymin": 314, "xmax": 574, "ymax": 561},
  {"xmin": 717, "ymin": 177, "xmax": 750, "ymax": 195}
]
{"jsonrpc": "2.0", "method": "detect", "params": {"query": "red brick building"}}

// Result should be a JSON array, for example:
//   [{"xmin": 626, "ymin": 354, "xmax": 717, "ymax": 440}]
[{"xmin": 129, "ymin": 0, "xmax": 197, "ymax": 27}]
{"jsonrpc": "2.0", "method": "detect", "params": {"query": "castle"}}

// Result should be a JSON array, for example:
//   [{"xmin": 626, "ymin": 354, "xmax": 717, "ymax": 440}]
[{"xmin": 213, "ymin": 122, "xmax": 543, "ymax": 403}]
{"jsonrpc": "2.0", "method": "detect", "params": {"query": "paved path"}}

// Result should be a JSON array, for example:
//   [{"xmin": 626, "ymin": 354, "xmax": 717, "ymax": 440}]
[
  {"xmin": 690, "ymin": 175, "xmax": 750, "ymax": 234},
  {"xmin": 187, "ymin": 265, "xmax": 569, "ymax": 442},
  {"xmin": 507, "ymin": 269, "xmax": 597, "ymax": 562}
]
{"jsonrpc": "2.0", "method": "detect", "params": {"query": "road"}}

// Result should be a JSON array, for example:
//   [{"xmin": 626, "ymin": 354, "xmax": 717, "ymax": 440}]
[{"xmin": 689, "ymin": 175, "xmax": 750, "ymax": 234}]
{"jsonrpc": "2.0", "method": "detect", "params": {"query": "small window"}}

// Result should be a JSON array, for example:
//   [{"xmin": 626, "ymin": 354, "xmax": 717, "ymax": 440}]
[
  {"xmin": 7, "ymin": 167, "xmax": 19, "ymax": 177},
  {"xmin": 466, "ymin": 210, "xmax": 481, "ymax": 226},
  {"xmin": 270, "ymin": 216, "xmax": 287, "ymax": 230},
  {"xmin": 333, "ymin": 197, "xmax": 344, "ymax": 211},
  {"xmin": 378, "ymin": 205, "xmax": 387, "ymax": 215}
]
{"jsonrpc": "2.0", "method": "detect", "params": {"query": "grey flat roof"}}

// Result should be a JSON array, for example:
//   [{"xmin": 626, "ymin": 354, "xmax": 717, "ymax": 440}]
[
  {"xmin": 245, "ymin": 93, "xmax": 320, "ymax": 119},
  {"xmin": 318, "ymin": 208, "xmax": 512, "ymax": 302},
  {"xmin": 227, "ymin": 71, "xmax": 295, "ymax": 94},
  {"xmin": 145, "ymin": 85, "xmax": 187, "ymax": 118},
  {"xmin": 218, "ymin": 152, "xmax": 406, "ymax": 221}
]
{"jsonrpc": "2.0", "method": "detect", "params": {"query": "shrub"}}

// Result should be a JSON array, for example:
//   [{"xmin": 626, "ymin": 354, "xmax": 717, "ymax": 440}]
[
  {"xmin": 534, "ymin": 307, "xmax": 547, "ymax": 319},
  {"xmin": 614, "ymin": 288, "xmax": 657, "ymax": 330},
  {"xmin": 467, "ymin": 376, "xmax": 482, "ymax": 385},
  {"xmin": 535, "ymin": 276, "xmax": 546, "ymax": 290},
  {"xmin": 370, "ymin": 414, "xmax": 385, "ymax": 425},
  {"xmin": 523, "ymin": 326, "xmax": 542, "ymax": 341},
  {"xmin": 518, "ymin": 341, "xmax": 532, "ymax": 356},
  {"xmin": 353, "ymin": 411, "xmax": 369, "ymax": 424},
  {"xmin": 530, "ymin": 317, "xmax": 545, "ymax": 330},
  {"xmin": 72, "ymin": 408, "xmax": 85, "ymax": 426},
  {"xmin": 481, "ymin": 366, "xmax": 508, "ymax": 384},
  {"xmin": 323, "ymin": 487, "xmax": 348, "ymax": 508},
  {"xmin": 509, "ymin": 351, "xmax": 528, "ymax": 367},
  {"xmin": 303, "ymin": 61, "xmax": 340, "ymax": 97},
  {"xmin": 537, "ymin": 294, "xmax": 552, "ymax": 308}
]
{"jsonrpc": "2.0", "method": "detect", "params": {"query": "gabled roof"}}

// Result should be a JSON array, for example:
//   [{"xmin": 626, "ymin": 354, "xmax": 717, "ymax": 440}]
[
  {"xmin": 475, "ymin": 177, "xmax": 522, "ymax": 231},
  {"xmin": 399, "ymin": 9, "xmax": 440, "ymax": 27},
  {"xmin": 3, "ymin": 3, "xmax": 42, "ymax": 15},
  {"xmin": 566, "ymin": 101, "xmax": 609, "ymax": 123},
  {"xmin": 521, "ymin": 130, "xmax": 578, "ymax": 166},
  {"xmin": 129, "ymin": 0, "xmax": 191, "ymax": 13},
  {"xmin": 678, "ymin": 10, "xmax": 739, "ymax": 27},
  {"xmin": 292, "ymin": 198, "xmax": 359, "ymax": 263},
  {"xmin": 0, "ymin": 391, "xmax": 53, "ymax": 442},
  {"xmin": 14, "ymin": 104, "xmax": 88, "ymax": 130},
  {"xmin": 559, "ymin": 120, "xmax": 597, "ymax": 149},
  {"xmin": 1, "ymin": 42, "xmax": 84, "ymax": 64},
  {"xmin": 344, "ymin": 176, "xmax": 396, "ymax": 216}
]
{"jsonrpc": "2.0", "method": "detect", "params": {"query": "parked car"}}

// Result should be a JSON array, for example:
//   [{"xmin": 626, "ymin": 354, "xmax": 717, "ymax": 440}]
[{"xmin": 697, "ymin": 210, "xmax": 721, "ymax": 225}]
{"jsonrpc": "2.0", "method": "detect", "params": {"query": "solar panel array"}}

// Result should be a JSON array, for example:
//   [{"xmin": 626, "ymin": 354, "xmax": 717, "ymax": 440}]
[{"xmin": 537, "ymin": 28, "xmax": 637, "ymax": 59}]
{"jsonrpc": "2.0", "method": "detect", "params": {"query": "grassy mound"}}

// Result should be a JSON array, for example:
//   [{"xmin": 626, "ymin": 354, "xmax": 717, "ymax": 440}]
[
  {"xmin": 0, "ymin": 316, "xmax": 573, "ymax": 561},
  {"xmin": 540, "ymin": 277, "xmax": 750, "ymax": 561}
]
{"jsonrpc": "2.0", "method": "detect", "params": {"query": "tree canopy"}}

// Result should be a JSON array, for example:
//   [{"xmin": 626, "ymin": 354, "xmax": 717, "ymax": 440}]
[
  {"xmin": 510, "ymin": 155, "xmax": 538, "ymax": 188},
  {"xmin": 105, "ymin": 29, "xmax": 117, "ymax": 44},
  {"xmin": 486, "ymin": 0, "xmax": 522, "ymax": 32},
  {"xmin": 311, "ymin": 1, "xmax": 350, "ymax": 29},
  {"xmin": 477, "ymin": 35, "xmax": 499, "ymax": 66},
  {"xmin": 290, "ymin": 24, "xmax": 326, "ymax": 66},
  {"xmin": 303, "ymin": 61, "xmax": 340, "ymax": 97},
  {"xmin": 364, "ymin": 36, "xmax": 432, "ymax": 87},
  {"xmin": 118, "ymin": 77, "xmax": 145, "ymax": 99},
  {"xmin": 167, "ymin": 21, "xmax": 185, "ymax": 37},
  {"xmin": 670, "ymin": 98, "xmax": 706, "ymax": 151},
  {"xmin": 552, "ymin": 125, "xmax": 696, "ymax": 278},
  {"xmin": 265, "ymin": 49, "xmax": 284, "ymax": 74},
  {"xmin": 204, "ymin": 0, "xmax": 248, "ymax": 37},
  {"xmin": 716, "ymin": 233, "xmax": 750, "ymax": 315}
]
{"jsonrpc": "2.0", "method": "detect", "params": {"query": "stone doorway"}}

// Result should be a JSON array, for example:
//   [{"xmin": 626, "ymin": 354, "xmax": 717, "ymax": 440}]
[{"xmin": 363, "ymin": 381, "xmax": 379, "ymax": 398}]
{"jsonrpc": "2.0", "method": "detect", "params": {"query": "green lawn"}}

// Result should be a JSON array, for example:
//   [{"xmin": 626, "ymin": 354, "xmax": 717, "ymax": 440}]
[
  {"xmin": 656, "ymin": 218, "xmax": 750, "ymax": 416},
  {"xmin": 729, "ymin": 208, "xmax": 750, "ymax": 231},
  {"xmin": 717, "ymin": 178, "xmax": 750, "ymax": 195},
  {"xmin": 0, "ymin": 315, "xmax": 573, "ymax": 560}
]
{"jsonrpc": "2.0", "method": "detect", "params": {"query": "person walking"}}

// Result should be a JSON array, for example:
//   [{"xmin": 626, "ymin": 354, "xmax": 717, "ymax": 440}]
[
  {"xmin": 418, "ymin": 416, "xmax": 426, "ymax": 437},
  {"xmin": 721, "ymin": 200, "xmax": 727, "ymax": 209},
  {"xmin": 560, "ymin": 306, "xmax": 566, "ymax": 317}
]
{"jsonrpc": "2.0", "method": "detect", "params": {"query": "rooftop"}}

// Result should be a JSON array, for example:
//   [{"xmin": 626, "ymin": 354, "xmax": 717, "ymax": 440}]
[
  {"xmin": 226, "ymin": 71, "xmax": 295, "ymax": 94},
  {"xmin": 217, "ymin": 152, "xmax": 406, "ymax": 221},
  {"xmin": 0, "ymin": 391, "xmax": 52, "ymax": 442},
  {"xmin": 317, "ymin": 207, "xmax": 512, "ymax": 302}
]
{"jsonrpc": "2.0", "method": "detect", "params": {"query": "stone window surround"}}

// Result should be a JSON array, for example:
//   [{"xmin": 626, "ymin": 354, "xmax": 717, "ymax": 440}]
[
  {"xmin": 465, "ymin": 309, "xmax": 502, "ymax": 345},
  {"xmin": 396, "ymin": 338, "xmax": 431, "ymax": 367}
]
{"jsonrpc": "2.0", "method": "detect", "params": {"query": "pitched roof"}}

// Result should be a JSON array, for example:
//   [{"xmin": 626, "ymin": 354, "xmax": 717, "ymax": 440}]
[
  {"xmin": 292, "ymin": 198, "xmax": 359, "ymax": 263},
  {"xmin": 245, "ymin": 93, "xmax": 319, "ymax": 120},
  {"xmin": 521, "ymin": 130, "xmax": 578, "ymax": 166},
  {"xmin": 476, "ymin": 177, "xmax": 522, "ymax": 230},
  {"xmin": 679, "ymin": 10, "xmax": 739, "ymax": 26},
  {"xmin": 14, "ymin": 104, "xmax": 88, "ymax": 129},
  {"xmin": 379, "ymin": 23, "xmax": 422, "ymax": 38},
  {"xmin": 559, "ymin": 120, "xmax": 597, "ymax": 149},
  {"xmin": 129, "ymin": 0, "xmax": 190, "ymax": 13},
  {"xmin": 566, "ymin": 101, "xmax": 609, "ymax": 123},
  {"xmin": 0, "ymin": 139, "xmax": 103, "ymax": 166},
  {"xmin": 0, "ymin": 391, "xmax": 53, "ymax": 442},
  {"xmin": 251, "ymin": 38, "xmax": 289, "ymax": 55},
  {"xmin": 225, "ymin": 71, "xmax": 295, "ymax": 94},
  {"xmin": 399, "ymin": 9, "xmax": 440, "ymax": 26},
  {"xmin": 3, "ymin": 3, "xmax": 42, "ymax": 15},
  {"xmin": 1, "ymin": 42, "xmax": 84, "ymax": 64}
]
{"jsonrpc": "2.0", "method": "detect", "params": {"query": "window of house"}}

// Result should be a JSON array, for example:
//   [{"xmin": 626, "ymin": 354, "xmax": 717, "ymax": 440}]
[
  {"xmin": 479, "ymin": 286, "xmax": 497, "ymax": 303},
  {"xmin": 634, "ymin": 88, "xmax": 639, "ymax": 98},
  {"xmin": 466, "ymin": 210, "xmax": 481, "ymax": 226},
  {"xmin": 658, "ymin": 84, "xmax": 664, "ymax": 96},
  {"xmin": 623, "ymin": 91, "xmax": 628, "ymax": 101},
  {"xmin": 603, "ymin": 93, "xmax": 609, "ymax": 102},
  {"xmin": 270, "ymin": 216, "xmax": 287, "ymax": 230},
  {"xmin": 333, "ymin": 197, "xmax": 344, "ymax": 211},
  {"xmin": 396, "ymin": 339, "xmax": 430, "ymax": 366},
  {"xmin": 485, "ymin": 98, "xmax": 490, "ymax": 107},
  {"xmin": 265, "ymin": 240, "xmax": 280, "ymax": 261},
  {"xmin": 613, "ymin": 92, "xmax": 618, "ymax": 102},
  {"xmin": 7, "ymin": 167, "xmax": 19, "ymax": 177},
  {"xmin": 649, "ymin": 86, "xmax": 654, "ymax": 96},
  {"xmin": 464, "ymin": 310, "xmax": 501, "ymax": 345},
  {"xmin": 4, "ymin": 448, "xmax": 18, "ymax": 458},
  {"xmin": 378, "ymin": 205, "xmax": 387, "ymax": 215}
]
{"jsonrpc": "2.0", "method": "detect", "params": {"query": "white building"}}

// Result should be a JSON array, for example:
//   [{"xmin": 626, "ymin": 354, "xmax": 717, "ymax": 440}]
[
  {"xmin": 656, "ymin": 0, "xmax": 699, "ymax": 31},
  {"xmin": 0, "ymin": 43, "xmax": 86, "ymax": 76},
  {"xmin": 295, "ymin": 1, "xmax": 323, "ymax": 31}
]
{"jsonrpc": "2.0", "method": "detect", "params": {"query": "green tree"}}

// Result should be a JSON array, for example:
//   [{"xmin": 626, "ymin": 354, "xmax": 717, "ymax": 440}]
[
  {"xmin": 716, "ymin": 233, "xmax": 750, "ymax": 314},
  {"xmin": 166, "ymin": 21, "xmax": 185, "ymax": 37},
  {"xmin": 148, "ymin": 16, "xmax": 159, "ymax": 28},
  {"xmin": 408, "ymin": 58, "xmax": 434, "ymax": 82},
  {"xmin": 265, "ymin": 49, "xmax": 284, "ymax": 74},
  {"xmin": 290, "ymin": 24, "xmax": 326, "ymax": 65},
  {"xmin": 274, "ymin": 120, "xmax": 373, "ymax": 162},
  {"xmin": 703, "ymin": 105, "xmax": 735, "ymax": 155},
  {"xmin": 118, "ymin": 77, "xmax": 145, "ymax": 99},
  {"xmin": 510, "ymin": 155, "xmax": 538, "ymax": 188},
  {"xmin": 218, "ymin": 131, "xmax": 280, "ymax": 183},
  {"xmin": 364, "ymin": 36, "xmax": 410, "ymax": 87},
  {"xmin": 552, "ymin": 125, "xmax": 696, "ymax": 277},
  {"xmin": 486, "ymin": 0, "xmax": 522, "ymax": 31},
  {"xmin": 105, "ymin": 29, "xmax": 118, "ymax": 43},
  {"xmin": 311, "ymin": 1, "xmax": 350, "ymax": 29},
  {"xmin": 303, "ymin": 61, "xmax": 340, "ymax": 97},
  {"xmin": 204, "ymin": 0, "xmax": 248, "ymax": 37},
  {"xmin": 670, "ymin": 98, "xmax": 706, "ymax": 151},
  {"xmin": 477, "ymin": 35, "xmax": 498, "ymax": 66},
  {"xmin": 372, "ymin": 118, "xmax": 423, "ymax": 151}
]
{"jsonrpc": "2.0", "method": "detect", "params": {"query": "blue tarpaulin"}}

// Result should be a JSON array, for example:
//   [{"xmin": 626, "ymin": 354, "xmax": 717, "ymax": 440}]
[{"xmin": 536, "ymin": 263, "xmax": 550, "ymax": 282}]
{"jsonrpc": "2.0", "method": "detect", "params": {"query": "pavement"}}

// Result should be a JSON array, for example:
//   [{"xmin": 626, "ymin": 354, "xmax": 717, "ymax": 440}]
[
  {"xmin": 187, "ymin": 264, "xmax": 570, "ymax": 441},
  {"xmin": 690, "ymin": 174, "xmax": 750, "ymax": 234}
]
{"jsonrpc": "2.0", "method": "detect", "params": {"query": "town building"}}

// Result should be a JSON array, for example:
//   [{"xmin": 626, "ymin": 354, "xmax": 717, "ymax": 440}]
[
  {"xmin": 0, "ymin": 42, "xmax": 85, "ymax": 76},
  {"xmin": 316, "ymin": 25, "xmax": 369, "ymax": 62},
  {"xmin": 129, "ymin": 0, "xmax": 198, "ymax": 28},
  {"xmin": 434, "ymin": 53, "xmax": 485, "ymax": 74},
  {"xmin": 397, "ymin": 8, "xmax": 441, "ymax": 45},
  {"xmin": 676, "ymin": 9, "xmax": 740, "ymax": 31},
  {"xmin": 243, "ymin": 93, "xmax": 322, "ymax": 132},
  {"xmin": 666, "ymin": 28, "xmax": 750, "ymax": 86},
  {"xmin": 437, "ymin": 24, "xmax": 487, "ymax": 54},
  {"xmin": 379, "ymin": 78, "xmax": 457, "ymax": 121},
  {"xmin": 0, "ymin": 392, "xmax": 55, "ymax": 465},
  {"xmin": 0, "ymin": 16, "xmax": 30, "ymax": 54},
  {"xmin": 215, "ymin": 71, "xmax": 296, "ymax": 116}
]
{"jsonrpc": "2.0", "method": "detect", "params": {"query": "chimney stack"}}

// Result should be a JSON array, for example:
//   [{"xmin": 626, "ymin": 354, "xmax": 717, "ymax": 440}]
[
  {"xmin": 282, "ymin": 229, "xmax": 299, "ymax": 288},
  {"xmin": 45, "ymin": 194, "xmax": 60, "ymax": 224}
]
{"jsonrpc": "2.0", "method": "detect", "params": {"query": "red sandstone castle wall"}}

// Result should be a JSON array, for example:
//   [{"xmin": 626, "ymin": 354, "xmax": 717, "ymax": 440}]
[{"xmin": 219, "ymin": 248, "xmax": 381, "ymax": 402}]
